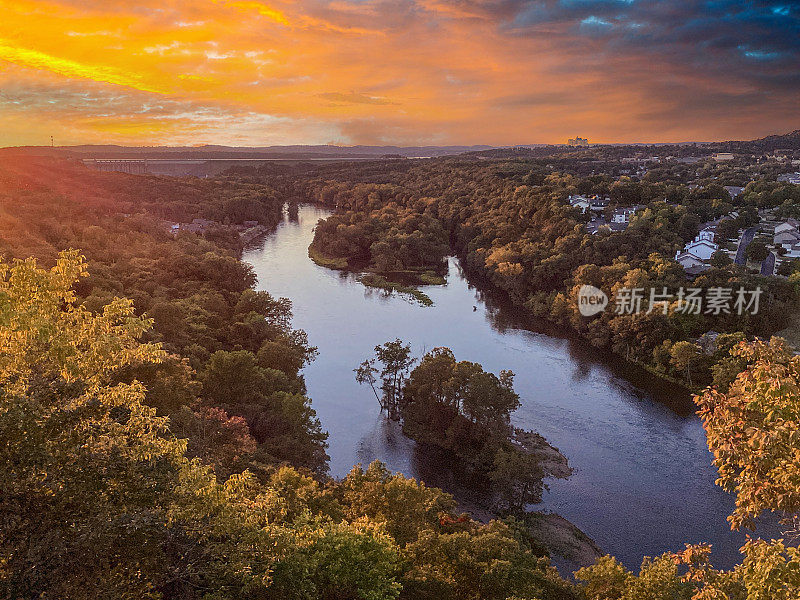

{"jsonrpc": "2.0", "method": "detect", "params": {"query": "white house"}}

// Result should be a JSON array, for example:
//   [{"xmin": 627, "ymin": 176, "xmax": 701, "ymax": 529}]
[
  {"xmin": 713, "ymin": 153, "xmax": 735, "ymax": 162},
  {"xmin": 782, "ymin": 242, "xmax": 800, "ymax": 259},
  {"xmin": 611, "ymin": 205, "xmax": 644, "ymax": 224},
  {"xmin": 675, "ymin": 252, "xmax": 707, "ymax": 269},
  {"xmin": 681, "ymin": 238, "xmax": 718, "ymax": 261},
  {"xmin": 568, "ymin": 195, "xmax": 591, "ymax": 212},
  {"xmin": 675, "ymin": 226, "xmax": 719, "ymax": 268}
]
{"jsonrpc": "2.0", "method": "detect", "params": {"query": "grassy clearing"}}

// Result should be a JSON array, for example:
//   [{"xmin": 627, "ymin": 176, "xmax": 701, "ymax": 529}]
[
  {"xmin": 358, "ymin": 273, "xmax": 434, "ymax": 306},
  {"xmin": 418, "ymin": 271, "xmax": 447, "ymax": 285},
  {"xmin": 307, "ymin": 244, "xmax": 349, "ymax": 270}
]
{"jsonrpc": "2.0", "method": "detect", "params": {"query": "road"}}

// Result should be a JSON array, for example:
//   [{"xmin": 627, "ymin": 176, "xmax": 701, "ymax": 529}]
[
  {"xmin": 761, "ymin": 251, "xmax": 776, "ymax": 276},
  {"xmin": 735, "ymin": 227, "xmax": 757, "ymax": 265}
]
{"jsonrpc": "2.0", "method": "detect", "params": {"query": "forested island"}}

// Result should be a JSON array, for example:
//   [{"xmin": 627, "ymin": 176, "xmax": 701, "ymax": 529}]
[
  {"xmin": 1, "ymin": 152, "xmax": 799, "ymax": 598},
  {"xmin": 356, "ymin": 340, "xmax": 572, "ymax": 511}
]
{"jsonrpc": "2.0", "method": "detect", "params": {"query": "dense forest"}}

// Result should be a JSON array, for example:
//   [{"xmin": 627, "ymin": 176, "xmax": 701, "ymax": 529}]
[
  {"xmin": 0, "ymin": 156, "xmax": 328, "ymax": 475},
  {"xmin": 1, "ymin": 157, "xmax": 799, "ymax": 598},
  {"xmin": 248, "ymin": 157, "xmax": 800, "ymax": 391}
]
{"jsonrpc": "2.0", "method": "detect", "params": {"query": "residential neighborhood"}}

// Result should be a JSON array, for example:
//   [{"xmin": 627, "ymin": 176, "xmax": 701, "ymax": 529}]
[{"xmin": 568, "ymin": 194, "xmax": 646, "ymax": 234}]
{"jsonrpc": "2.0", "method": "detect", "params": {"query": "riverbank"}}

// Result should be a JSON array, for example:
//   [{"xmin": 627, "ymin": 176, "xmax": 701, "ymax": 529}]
[
  {"xmin": 308, "ymin": 243, "xmax": 446, "ymax": 306},
  {"xmin": 452, "ymin": 492, "xmax": 604, "ymax": 573},
  {"xmin": 454, "ymin": 254, "xmax": 699, "ymax": 396},
  {"xmin": 357, "ymin": 273, "xmax": 434, "ymax": 306},
  {"xmin": 308, "ymin": 244, "xmax": 349, "ymax": 269},
  {"xmin": 415, "ymin": 430, "xmax": 603, "ymax": 574},
  {"xmin": 244, "ymin": 203, "xmax": 761, "ymax": 571}
]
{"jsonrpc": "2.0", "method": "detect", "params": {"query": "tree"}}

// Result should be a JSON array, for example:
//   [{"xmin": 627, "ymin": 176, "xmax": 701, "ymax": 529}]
[
  {"xmin": 696, "ymin": 338, "xmax": 800, "ymax": 531},
  {"xmin": 268, "ymin": 520, "xmax": 403, "ymax": 600},
  {"xmin": 777, "ymin": 258, "xmax": 800, "ymax": 277},
  {"xmin": 403, "ymin": 520, "xmax": 572, "ymax": 600},
  {"xmin": 335, "ymin": 461, "xmax": 456, "ymax": 546},
  {"xmin": 670, "ymin": 341, "xmax": 700, "ymax": 386},
  {"xmin": 402, "ymin": 348, "xmax": 520, "ymax": 433},
  {"xmin": 746, "ymin": 240, "xmax": 770, "ymax": 263},
  {"xmin": 201, "ymin": 349, "xmax": 329, "ymax": 473},
  {"xmin": 575, "ymin": 555, "xmax": 631, "ymax": 600},
  {"xmin": 355, "ymin": 359, "xmax": 381, "ymax": 404},
  {"xmin": 490, "ymin": 447, "xmax": 546, "ymax": 511},
  {"xmin": 171, "ymin": 404, "xmax": 258, "ymax": 479},
  {"xmin": 375, "ymin": 339, "xmax": 415, "ymax": 419},
  {"xmin": 456, "ymin": 365, "xmax": 520, "ymax": 428},
  {"xmin": 0, "ymin": 252, "xmax": 279, "ymax": 597},
  {"xmin": 710, "ymin": 250, "xmax": 733, "ymax": 268},
  {"xmin": 356, "ymin": 339, "xmax": 414, "ymax": 419},
  {"xmin": 715, "ymin": 218, "xmax": 740, "ymax": 243}
]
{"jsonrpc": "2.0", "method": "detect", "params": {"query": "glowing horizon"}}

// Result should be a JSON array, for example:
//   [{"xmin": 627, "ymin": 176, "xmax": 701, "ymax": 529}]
[{"xmin": 0, "ymin": 0, "xmax": 797, "ymax": 147}]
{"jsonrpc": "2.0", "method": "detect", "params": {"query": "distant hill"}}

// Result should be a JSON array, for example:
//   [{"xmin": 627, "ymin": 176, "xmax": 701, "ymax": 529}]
[
  {"xmin": 715, "ymin": 130, "xmax": 800, "ymax": 153},
  {"xmin": 3, "ymin": 129, "xmax": 797, "ymax": 160},
  {"xmin": 748, "ymin": 129, "xmax": 800, "ymax": 150},
  {"xmin": 0, "ymin": 143, "xmax": 495, "ymax": 160}
]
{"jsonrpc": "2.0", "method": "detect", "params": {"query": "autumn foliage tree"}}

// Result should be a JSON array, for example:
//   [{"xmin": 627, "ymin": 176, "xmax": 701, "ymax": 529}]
[
  {"xmin": 696, "ymin": 337, "xmax": 800, "ymax": 531},
  {"xmin": 0, "ymin": 251, "xmax": 281, "ymax": 597}
]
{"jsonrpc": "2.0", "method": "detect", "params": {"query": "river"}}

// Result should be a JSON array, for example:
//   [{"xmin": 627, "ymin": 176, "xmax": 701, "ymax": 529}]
[{"xmin": 244, "ymin": 204, "xmax": 775, "ymax": 572}]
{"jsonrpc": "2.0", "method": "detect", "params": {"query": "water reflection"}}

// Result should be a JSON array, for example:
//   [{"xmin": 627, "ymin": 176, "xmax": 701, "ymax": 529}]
[{"xmin": 243, "ymin": 204, "xmax": 778, "ymax": 571}]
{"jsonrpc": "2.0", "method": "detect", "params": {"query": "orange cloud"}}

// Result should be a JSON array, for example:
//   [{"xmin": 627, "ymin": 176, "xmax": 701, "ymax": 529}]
[
  {"xmin": 0, "ymin": 0, "xmax": 797, "ymax": 146},
  {"xmin": 0, "ymin": 40, "xmax": 169, "ymax": 93},
  {"xmin": 213, "ymin": 0, "xmax": 291, "ymax": 26}
]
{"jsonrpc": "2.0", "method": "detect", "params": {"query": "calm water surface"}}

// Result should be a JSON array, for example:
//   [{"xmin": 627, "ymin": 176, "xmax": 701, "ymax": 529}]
[{"xmin": 244, "ymin": 204, "xmax": 774, "ymax": 571}]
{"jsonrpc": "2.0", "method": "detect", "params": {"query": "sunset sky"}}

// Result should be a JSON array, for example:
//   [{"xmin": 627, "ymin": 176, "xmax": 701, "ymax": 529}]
[{"xmin": 0, "ymin": 0, "xmax": 798, "ymax": 147}]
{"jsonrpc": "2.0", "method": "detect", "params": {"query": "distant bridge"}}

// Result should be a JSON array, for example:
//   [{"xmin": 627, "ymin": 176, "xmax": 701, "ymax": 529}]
[{"xmin": 83, "ymin": 159, "xmax": 149, "ymax": 174}]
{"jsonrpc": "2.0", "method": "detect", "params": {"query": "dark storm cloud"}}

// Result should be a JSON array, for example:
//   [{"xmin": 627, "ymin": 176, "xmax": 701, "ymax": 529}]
[{"xmin": 501, "ymin": 0, "xmax": 799, "ymax": 85}]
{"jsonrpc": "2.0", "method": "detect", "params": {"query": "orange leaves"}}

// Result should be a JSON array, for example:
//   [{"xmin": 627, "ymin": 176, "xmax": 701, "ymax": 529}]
[{"xmin": 695, "ymin": 337, "xmax": 800, "ymax": 531}]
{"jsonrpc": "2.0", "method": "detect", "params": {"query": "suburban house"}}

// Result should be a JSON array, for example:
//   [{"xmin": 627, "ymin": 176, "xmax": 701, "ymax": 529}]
[
  {"xmin": 774, "ymin": 219, "xmax": 800, "ymax": 245},
  {"xmin": 568, "ymin": 195, "xmax": 591, "ymax": 212},
  {"xmin": 777, "ymin": 172, "xmax": 800, "ymax": 184},
  {"xmin": 675, "ymin": 226, "xmax": 719, "ymax": 269},
  {"xmin": 568, "ymin": 194, "xmax": 611, "ymax": 214},
  {"xmin": 590, "ymin": 196, "xmax": 610, "ymax": 212},
  {"xmin": 611, "ymin": 205, "xmax": 644, "ymax": 224},
  {"xmin": 586, "ymin": 220, "xmax": 628, "ymax": 235},
  {"xmin": 675, "ymin": 252, "xmax": 707, "ymax": 269},
  {"xmin": 781, "ymin": 242, "xmax": 800, "ymax": 259},
  {"xmin": 724, "ymin": 186, "xmax": 744, "ymax": 199}
]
